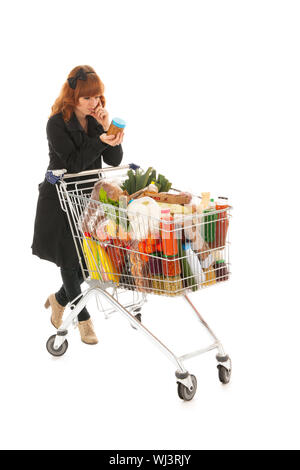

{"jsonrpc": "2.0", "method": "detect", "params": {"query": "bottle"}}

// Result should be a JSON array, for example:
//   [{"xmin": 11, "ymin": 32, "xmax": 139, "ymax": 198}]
[
  {"xmin": 202, "ymin": 265, "xmax": 216, "ymax": 286},
  {"xmin": 160, "ymin": 208, "xmax": 178, "ymax": 256},
  {"xmin": 213, "ymin": 197, "xmax": 229, "ymax": 248},
  {"xmin": 162, "ymin": 255, "xmax": 181, "ymax": 277},
  {"xmin": 203, "ymin": 199, "xmax": 218, "ymax": 246},
  {"xmin": 106, "ymin": 117, "xmax": 126, "ymax": 136},
  {"xmin": 213, "ymin": 259, "xmax": 229, "ymax": 282},
  {"xmin": 199, "ymin": 192, "xmax": 210, "ymax": 211}
]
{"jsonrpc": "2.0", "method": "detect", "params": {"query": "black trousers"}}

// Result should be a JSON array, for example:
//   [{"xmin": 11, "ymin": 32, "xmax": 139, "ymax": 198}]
[{"xmin": 55, "ymin": 264, "xmax": 90, "ymax": 322}]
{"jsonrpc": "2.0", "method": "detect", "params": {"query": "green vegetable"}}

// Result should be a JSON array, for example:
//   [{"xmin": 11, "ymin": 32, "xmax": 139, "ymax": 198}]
[
  {"xmin": 166, "ymin": 181, "xmax": 172, "ymax": 192},
  {"xmin": 122, "ymin": 179, "xmax": 130, "ymax": 194},
  {"xmin": 156, "ymin": 173, "xmax": 171, "ymax": 192},
  {"xmin": 135, "ymin": 169, "xmax": 144, "ymax": 191},
  {"xmin": 121, "ymin": 167, "xmax": 172, "ymax": 195},
  {"xmin": 148, "ymin": 169, "xmax": 156, "ymax": 186},
  {"xmin": 99, "ymin": 188, "xmax": 120, "ymax": 226},
  {"xmin": 141, "ymin": 167, "xmax": 153, "ymax": 189}
]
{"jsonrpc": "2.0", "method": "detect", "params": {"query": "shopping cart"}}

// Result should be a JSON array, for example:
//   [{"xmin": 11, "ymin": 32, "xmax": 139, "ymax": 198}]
[{"xmin": 45, "ymin": 164, "xmax": 232, "ymax": 401}]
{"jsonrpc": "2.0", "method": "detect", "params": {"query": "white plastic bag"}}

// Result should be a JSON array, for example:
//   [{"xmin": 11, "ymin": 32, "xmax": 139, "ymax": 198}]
[{"xmin": 127, "ymin": 197, "xmax": 160, "ymax": 240}]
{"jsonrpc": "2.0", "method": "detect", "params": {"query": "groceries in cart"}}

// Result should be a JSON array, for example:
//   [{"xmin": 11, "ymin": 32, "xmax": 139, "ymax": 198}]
[{"xmin": 79, "ymin": 166, "xmax": 230, "ymax": 296}]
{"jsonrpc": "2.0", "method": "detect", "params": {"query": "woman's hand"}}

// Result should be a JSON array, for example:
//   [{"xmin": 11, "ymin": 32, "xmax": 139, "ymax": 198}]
[
  {"xmin": 100, "ymin": 131, "xmax": 124, "ymax": 147},
  {"xmin": 90, "ymin": 104, "xmax": 110, "ymax": 131}
]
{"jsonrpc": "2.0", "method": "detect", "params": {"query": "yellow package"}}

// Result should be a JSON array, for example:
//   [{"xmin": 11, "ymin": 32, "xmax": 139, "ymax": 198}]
[
  {"xmin": 83, "ymin": 237, "xmax": 103, "ymax": 280},
  {"xmin": 97, "ymin": 245, "xmax": 119, "ymax": 285},
  {"xmin": 202, "ymin": 266, "xmax": 216, "ymax": 286}
]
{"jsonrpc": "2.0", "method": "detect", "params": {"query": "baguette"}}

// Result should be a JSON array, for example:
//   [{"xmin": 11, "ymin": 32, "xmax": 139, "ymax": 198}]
[{"xmin": 138, "ymin": 191, "xmax": 192, "ymax": 205}]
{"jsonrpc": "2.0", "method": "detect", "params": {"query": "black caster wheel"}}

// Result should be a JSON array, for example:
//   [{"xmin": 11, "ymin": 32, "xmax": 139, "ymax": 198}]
[
  {"xmin": 217, "ymin": 365, "xmax": 231, "ymax": 384},
  {"xmin": 177, "ymin": 375, "xmax": 197, "ymax": 401},
  {"xmin": 46, "ymin": 335, "xmax": 68, "ymax": 357},
  {"xmin": 135, "ymin": 313, "xmax": 142, "ymax": 323},
  {"xmin": 131, "ymin": 310, "xmax": 142, "ymax": 330}
]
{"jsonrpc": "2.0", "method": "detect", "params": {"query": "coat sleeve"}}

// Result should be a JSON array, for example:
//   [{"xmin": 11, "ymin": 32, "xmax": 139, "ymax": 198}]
[
  {"xmin": 86, "ymin": 117, "xmax": 123, "ymax": 166},
  {"xmin": 46, "ymin": 118, "xmax": 109, "ymax": 173},
  {"xmin": 102, "ymin": 144, "xmax": 123, "ymax": 167}
]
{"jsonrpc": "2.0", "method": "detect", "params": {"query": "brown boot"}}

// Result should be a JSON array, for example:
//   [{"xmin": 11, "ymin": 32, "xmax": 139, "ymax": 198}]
[
  {"xmin": 45, "ymin": 294, "xmax": 65, "ymax": 329},
  {"xmin": 78, "ymin": 319, "xmax": 98, "ymax": 345}
]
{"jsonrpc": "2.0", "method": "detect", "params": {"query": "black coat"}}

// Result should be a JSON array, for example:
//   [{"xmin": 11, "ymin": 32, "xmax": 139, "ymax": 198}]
[{"xmin": 31, "ymin": 112, "xmax": 123, "ymax": 268}]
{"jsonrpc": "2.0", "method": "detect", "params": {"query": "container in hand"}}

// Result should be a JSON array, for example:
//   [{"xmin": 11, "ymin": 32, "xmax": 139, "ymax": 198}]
[{"xmin": 106, "ymin": 117, "xmax": 126, "ymax": 136}]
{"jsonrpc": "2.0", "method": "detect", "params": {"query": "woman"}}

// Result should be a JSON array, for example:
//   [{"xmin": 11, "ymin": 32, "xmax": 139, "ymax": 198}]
[{"xmin": 31, "ymin": 65, "xmax": 124, "ymax": 345}]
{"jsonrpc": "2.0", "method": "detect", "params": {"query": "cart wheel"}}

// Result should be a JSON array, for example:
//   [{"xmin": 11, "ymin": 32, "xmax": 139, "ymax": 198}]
[
  {"xmin": 46, "ymin": 335, "xmax": 68, "ymax": 357},
  {"xmin": 177, "ymin": 375, "xmax": 197, "ymax": 401},
  {"xmin": 217, "ymin": 365, "xmax": 231, "ymax": 384},
  {"xmin": 135, "ymin": 313, "xmax": 142, "ymax": 323},
  {"xmin": 131, "ymin": 312, "xmax": 142, "ymax": 330}
]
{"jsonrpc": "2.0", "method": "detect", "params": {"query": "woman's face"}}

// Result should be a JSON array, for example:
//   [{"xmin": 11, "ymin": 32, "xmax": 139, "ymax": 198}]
[{"xmin": 75, "ymin": 95, "xmax": 101, "ymax": 116}]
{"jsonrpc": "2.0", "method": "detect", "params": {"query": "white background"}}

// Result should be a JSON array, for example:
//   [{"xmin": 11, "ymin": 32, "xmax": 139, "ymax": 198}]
[{"xmin": 0, "ymin": 0, "xmax": 299, "ymax": 450}]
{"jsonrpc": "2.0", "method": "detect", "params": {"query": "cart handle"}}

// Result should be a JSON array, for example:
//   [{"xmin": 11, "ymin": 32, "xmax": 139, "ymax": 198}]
[{"xmin": 46, "ymin": 163, "xmax": 140, "ymax": 184}]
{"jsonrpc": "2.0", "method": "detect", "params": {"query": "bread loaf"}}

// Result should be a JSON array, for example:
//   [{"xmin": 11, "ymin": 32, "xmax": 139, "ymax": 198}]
[{"xmin": 138, "ymin": 191, "xmax": 192, "ymax": 205}]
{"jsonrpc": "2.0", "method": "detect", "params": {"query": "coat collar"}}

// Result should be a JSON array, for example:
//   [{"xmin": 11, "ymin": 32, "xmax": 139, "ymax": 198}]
[
  {"xmin": 65, "ymin": 112, "xmax": 100, "ymax": 134},
  {"xmin": 65, "ymin": 112, "xmax": 84, "ymax": 132}
]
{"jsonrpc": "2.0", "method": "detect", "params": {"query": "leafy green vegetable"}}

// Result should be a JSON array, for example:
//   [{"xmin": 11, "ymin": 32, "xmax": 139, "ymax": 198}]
[
  {"xmin": 121, "ymin": 167, "xmax": 172, "ymax": 195},
  {"xmin": 99, "ymin": 188, "xmax": 120, "ymax": 225},
  {"xmin": 99, "ymin": 188, "xmax": 129, "ymax": 232}
]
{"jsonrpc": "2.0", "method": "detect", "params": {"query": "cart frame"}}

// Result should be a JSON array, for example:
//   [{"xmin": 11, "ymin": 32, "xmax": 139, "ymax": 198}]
[{"xmin": 46, "ymin": 164, "xmax": 232, "ymax": 400}]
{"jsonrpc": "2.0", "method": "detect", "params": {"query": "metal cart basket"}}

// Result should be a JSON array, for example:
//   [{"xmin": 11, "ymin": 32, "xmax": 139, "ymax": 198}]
[{"xmin": 46, "ymin": 164, "xmax": 232, "ymax": 401}]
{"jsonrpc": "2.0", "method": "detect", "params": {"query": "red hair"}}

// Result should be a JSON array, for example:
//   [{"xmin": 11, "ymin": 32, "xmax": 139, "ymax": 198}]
[{"xmin": 50, "ymin": 65, "xmax": 106, "ymax": 121}]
